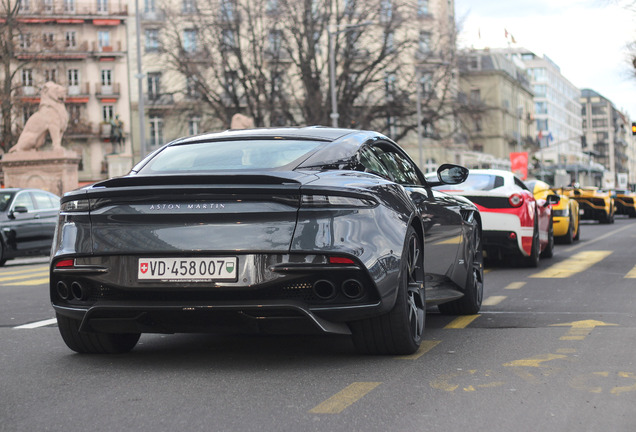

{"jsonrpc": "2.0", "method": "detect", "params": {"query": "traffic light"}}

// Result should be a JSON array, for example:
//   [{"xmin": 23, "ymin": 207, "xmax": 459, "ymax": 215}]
[{"xmin": 632, "ymin": 122, "xmax": 636, "ymax": 135}]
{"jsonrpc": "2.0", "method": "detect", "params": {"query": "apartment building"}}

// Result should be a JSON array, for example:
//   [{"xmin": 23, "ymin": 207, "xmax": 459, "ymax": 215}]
[
  {"xmin": 580, "ymin": 88, "xmax": 633, "ymax": 189},
  {"xmin": 1, "ymin": 0, "xmax": 132, "ymax": 182},
  {"xmin": 456, "ymin": 49, "xmax": 534, "ymax": 170}
]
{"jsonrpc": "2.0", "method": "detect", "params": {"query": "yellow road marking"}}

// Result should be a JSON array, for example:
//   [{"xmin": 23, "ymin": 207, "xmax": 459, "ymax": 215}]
[
  {"xmin": 395, "ymin": 340, "xmax": 440, "ymax": 360},
  {"xmin": 0, "ymin": 265, "xmax": 48, "ymax": 276},
  {"xmin": 550, "ymin": 320, "xmax": 618, "ymax": 341},
  {"xmin": 309, "ymin": 382, "xmax": 381, "ymax": 414},
  {"xmin": 445, "ymin": 314, "xmax": 480, "ymax": 329},
  {"xmin": 503, "ymin": 353, "xmax": 567, "ymax": 368},
  {"xmin": 0, "ymin": 271, "xmax": 49, "ymax": 283},
  {"xmin": 530, "ymin": 251, "xmax": 612, "ymax": 278},
  {"xmin": 482, "ymin": 296, "xmax": 506, "ymax": 306},
  {"xmin": 6, "ymin": 277, "xmax": 50, "ymax": 286},
  {"xmin": 625, "ymin": 265, "xmax": 636, "ymax": 278},
  {"xmin": 505, "ymin": 281, "xmax": 526, "ymax": 290},
  {"xmin": 564, "ymin": 223, "xmax": 633, "ymax": 252}
]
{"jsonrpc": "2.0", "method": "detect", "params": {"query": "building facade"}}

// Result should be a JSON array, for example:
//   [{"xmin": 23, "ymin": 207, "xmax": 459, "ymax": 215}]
[
  {"xmin": 502, "ymin": 48, "xmax": 586, "ymax": 186},
  {"xmin": 0, "ymin": 0, "xmax": 133, "ymax": 183},
  {"xmin": 456, "ymin": 49, "xmax": 534, "ymax": 171},
  {"xmin": 128, "ymin": 0, "xmax": 462, "ymax": 169},
  {"xmin": 580, "ymin": 88, "xmax": 633, "ymax": 189}
]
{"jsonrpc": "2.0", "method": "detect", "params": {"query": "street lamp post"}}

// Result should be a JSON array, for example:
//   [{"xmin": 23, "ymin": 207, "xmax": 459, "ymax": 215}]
[
  {"xmin": 134, "ymin": 0, "xmax": 146, "ymax": 160},
  {"xmin": 328, "ymin": 22, "xmax": 374, "ymax": 128}
]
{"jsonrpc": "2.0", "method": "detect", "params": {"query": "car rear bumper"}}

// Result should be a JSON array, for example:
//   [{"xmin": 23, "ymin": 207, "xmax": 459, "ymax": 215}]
[{"xmin": 480, "ymin": 212, "xmax": 533, "ymax": 256}]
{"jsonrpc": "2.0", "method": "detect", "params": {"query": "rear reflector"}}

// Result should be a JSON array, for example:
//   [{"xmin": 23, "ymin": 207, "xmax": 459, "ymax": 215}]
[
  {"xmin": 55, "ymin": 259, "xmax": 75, "ymax": 268},
  {"xmin": 329, "ymin": 257, "xmax": 355, "ymax": 264}
]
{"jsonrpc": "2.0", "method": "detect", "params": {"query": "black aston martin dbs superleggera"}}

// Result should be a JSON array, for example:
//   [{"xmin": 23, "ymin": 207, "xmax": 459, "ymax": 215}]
[{"xmin": 51, "ymin": 127, "xmax": 483, "ymax": 355}]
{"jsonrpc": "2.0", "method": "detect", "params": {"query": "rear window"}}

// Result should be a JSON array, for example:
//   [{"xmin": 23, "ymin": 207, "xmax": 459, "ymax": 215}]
[
  {"xmin": 442, "ymin": 174, "xmax": 505, "ymax": 191},
  {"xmin": 139, "ymin": 139, "xmax": 324, "ymax": 173}
]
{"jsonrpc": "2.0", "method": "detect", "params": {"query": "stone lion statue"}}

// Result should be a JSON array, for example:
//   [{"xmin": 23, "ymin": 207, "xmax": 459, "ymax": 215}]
[
  {"xmin": 230, "ymin": 113, "xmax": 254, "ymax": 130},
  {"xmin": 10, "ymin": 81, "xmax": 69, "ymax": 152}
]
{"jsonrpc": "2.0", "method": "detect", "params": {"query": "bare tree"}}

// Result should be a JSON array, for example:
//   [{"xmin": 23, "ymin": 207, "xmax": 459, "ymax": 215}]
[{"xmin": 155, "ymin": 0, "xmax": 459, "ymax": 139}]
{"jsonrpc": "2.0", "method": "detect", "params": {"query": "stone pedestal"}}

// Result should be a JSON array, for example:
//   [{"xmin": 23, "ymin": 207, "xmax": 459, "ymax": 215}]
[{"xmin": 1, "ymin": 148, "xmax": 81, "ymax": 196}]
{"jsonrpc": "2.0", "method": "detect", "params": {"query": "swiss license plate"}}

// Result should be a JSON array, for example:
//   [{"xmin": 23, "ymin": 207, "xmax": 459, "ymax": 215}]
[{"xmin": 138, "ymin": 257, "xmax": 237, "ymax": 281}]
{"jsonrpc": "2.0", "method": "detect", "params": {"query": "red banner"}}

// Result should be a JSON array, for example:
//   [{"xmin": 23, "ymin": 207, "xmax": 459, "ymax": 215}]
[{"xmin": 510, "ymin": 152, "xmax": 528, "ymax": 180}]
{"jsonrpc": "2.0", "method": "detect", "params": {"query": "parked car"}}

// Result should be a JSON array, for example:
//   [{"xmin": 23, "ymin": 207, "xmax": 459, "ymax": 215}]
[
  {"xmin": 526, "ymin": 180, "xmax": 580, "ymax": 244},
  {"xmin": 50, "ymin": 127, "xmax": 484, "ymax": 355},
  {"xmin": 429, "ymin": 169, "xmax": 558, "ymax": 267},
  {"xmin": 0, "ymin": 188, "xmax": 60, "ymax": 266},
  {"xmin": 563, "ymin": 186, "xmax": 615, "ymax": 224},
  {"xmin": 611, "ymin": 189, "xmax": 636, "ymax": 218}
]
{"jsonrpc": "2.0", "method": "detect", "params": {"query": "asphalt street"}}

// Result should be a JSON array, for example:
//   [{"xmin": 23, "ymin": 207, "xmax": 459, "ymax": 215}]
[{"xmin": 2, "ymin": 218, "xmax": 636, "ymax": 431}]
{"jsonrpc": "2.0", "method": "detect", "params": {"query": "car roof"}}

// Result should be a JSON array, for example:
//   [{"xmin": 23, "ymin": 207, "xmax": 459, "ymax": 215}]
[{"xmin": 170, "ymin": 126, "xmax": 365, "ymax": 146}]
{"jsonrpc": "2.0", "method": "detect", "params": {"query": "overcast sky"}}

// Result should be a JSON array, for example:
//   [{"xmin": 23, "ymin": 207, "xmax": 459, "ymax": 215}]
[{"xmin": 454, "ymin": 0, "xmax": 636, "ymax": 118}]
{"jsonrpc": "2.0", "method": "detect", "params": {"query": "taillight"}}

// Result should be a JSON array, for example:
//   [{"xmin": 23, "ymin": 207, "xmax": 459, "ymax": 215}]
[
  {"xmin": 329, "ymin": 256, "xmax": 355, "ymax": 264},
  {"xmin": 55, "ymin": 259, "xmax": 75, "ymax": 268},
  {"xmin": 509, "ymin": 194, "xmax": 523, "ymax": 207},
  {"xmin": 301, "ymin": 195, "xmax": 376, "ymax": 208},
  {"xmin": 60, "ymin": 199, "xmax": 90, "ymax": 212}
]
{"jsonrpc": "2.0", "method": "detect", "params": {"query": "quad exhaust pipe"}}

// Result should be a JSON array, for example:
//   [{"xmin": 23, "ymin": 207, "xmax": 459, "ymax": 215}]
[
  {"xmin": 57, "ymin": 280, "xmax": 89, "ymax": 301},
  {"xmin": 312, "ymin": 279, "xmax": 365, "ymax": 300}
]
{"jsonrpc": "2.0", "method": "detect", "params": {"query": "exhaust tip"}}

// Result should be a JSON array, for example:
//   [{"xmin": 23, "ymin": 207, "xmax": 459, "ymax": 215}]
[
  {"xmin": 70, "ymin": 281, "xmax": 87, "ymax": 301},
  {"xmin": 56, "ymin": 281, "xmax": 69, "ymax": 300},
  {"xmin": 341, "ymin": 279, "xmax": 365, "ymax": 299},
  {"xmin": 312, "ymin": 280, "xmax": 336, "ymax": 300}
]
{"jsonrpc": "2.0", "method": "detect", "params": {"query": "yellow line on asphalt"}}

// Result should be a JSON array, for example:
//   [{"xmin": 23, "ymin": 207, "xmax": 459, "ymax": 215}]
[
  {"xmin": 625, "ymin": 265, "xmax": 636, "ymax": 279},
  {"xmin": 0, "ymin": 271, "xmax": 49, "ymax": 283},
  {"xmin": 395, "ymin": 340, "xmax": 441, "ymax": 360},
  {"xmin": 445, "ymin": 315, "xmax": 480, "ymax": 329},
  {"xmin": 6, "ymin": 277, "xmax": 50, "ymax": 286},
  {"xmin": 0, "ymin": 265, "xmax": 48, "ymax": 277},
  {"xmin": 505, "ymin": 281, "xmax": 526, "ymax": 290},
  {"xmin": 482, "ymin": 296, "xmax": 507, "ymax": 306},
  {"xmin": 309, "ymin": 382, "xmax": 381, "ymax": 414},
  {"xmin": 564, "ymin": 223, "xmax": 633, "ymax": 252},
  {"xmin": 529, "ymin": 251, "xmax": 612, "ymax": 279}
]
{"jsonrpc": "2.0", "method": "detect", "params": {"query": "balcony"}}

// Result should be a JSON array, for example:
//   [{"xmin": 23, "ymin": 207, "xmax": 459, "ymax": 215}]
[
  {"xmin": 145, "ymin": 93, "xmax": 174, "ymax": 108},
  {"xmin": 67, "ymin": 82, "xmax": 91, "ymax": 101},
  {"xmin": 91, "ymin": 40, "xmax": 124, "ymax": 56},
  {"xmin": 15, "ymin": 40, "xmax": 90, "ymax": 60},
  {"xmin": 16, "ymin": 0, "xmax": 128, "ymax": 17},
  {"xmin": 96, "ymin": 82, "xmax": 120, "ymax": 99},
  {"xmin": 140, "ymin": 10, "xmax": 165, "ymax": 22},
  {"xmin": 66, "ymin": 120, "xmax": 95, "ymax": 139}
]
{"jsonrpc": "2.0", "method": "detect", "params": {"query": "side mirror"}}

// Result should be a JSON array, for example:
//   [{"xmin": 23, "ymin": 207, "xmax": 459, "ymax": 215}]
[
  {"xmin": 545, "ymin": 194, "xmax": 560, "ymax": 207},
  {"xmin": 437, "ymin": 164, "xmax": 469, "ymax": 185},
  {"xmin": 8, "ymin": 205, "xmax": 28, "ymax": 219}
]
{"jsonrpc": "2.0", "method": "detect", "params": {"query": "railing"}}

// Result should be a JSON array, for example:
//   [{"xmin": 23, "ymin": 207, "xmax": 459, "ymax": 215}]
[
  {"xmin": 16, "ymin": 0, "xmax": 128, "ymax": 16},
  {"xmin": 91, "ymin": 40, "xmax": 123, "ymax": 52},
  {"xmin": 95, "ymin": 82, "xmax": 120, "ymax": 96},
  {"xmin": 67, "ymin": 82, "xmax": 90, "ymax": 96}
]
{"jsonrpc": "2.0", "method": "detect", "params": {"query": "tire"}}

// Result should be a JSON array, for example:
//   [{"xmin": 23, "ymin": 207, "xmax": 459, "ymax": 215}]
[
  {"xmin": 0, "ymin": 242, "xmax": 6, "ymax": 267},
  {"xmin": 573, "ymin": 219, "xmax": 580, "ymax": 241},
  {"xmin": 438, "ymin": 220, "xmax": 483, "ymax": 315},
  {"xmin": 562, "ymin": 216, "xmax": 574, "ymax": 244},
  {"xmin": 56, "ymin": 313, "xmax": 140, "ymax": 354},
  {"xmin": 524, "ymin": 218, "xmax": 540, "ymax": 268},
  {"xmin": 540, "ymin": 218, "xmax": 554, "ymax": 259},
  {"xmin": 350, "ymin": 226, "xmax": 425, "ymax": 355}
]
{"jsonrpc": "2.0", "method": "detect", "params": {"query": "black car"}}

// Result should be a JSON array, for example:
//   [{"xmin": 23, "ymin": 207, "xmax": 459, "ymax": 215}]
[
  {"xmin": 0, "ymin": 188, "xmax": 59, "ymax": 266},
  {"xmin": 51, "ymin": 127, "xmax": 483, "ymax": 355}
]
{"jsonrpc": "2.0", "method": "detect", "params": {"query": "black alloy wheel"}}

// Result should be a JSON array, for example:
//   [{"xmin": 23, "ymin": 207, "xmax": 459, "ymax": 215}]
[
  {"xmin": 540, "ymin": 218, "xmax": 554, "ymax": 258},
  {"xmin": 525, "ymin": 218, "xmax": 540, "ymax": 268},
  {"xmin": 56, "ymin": 313, "xmax": 140, "ymax": 354},
  {"xmin": 350, "ymin": 226, "xmax": 425, "ymax": 355},
  {"xmin": 439, "ymin": 220, "xmax": 483, "ymax": 315},
  {"xmin": 562, "ymin": 215, "xmax": 574, "ymax": 244}
]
